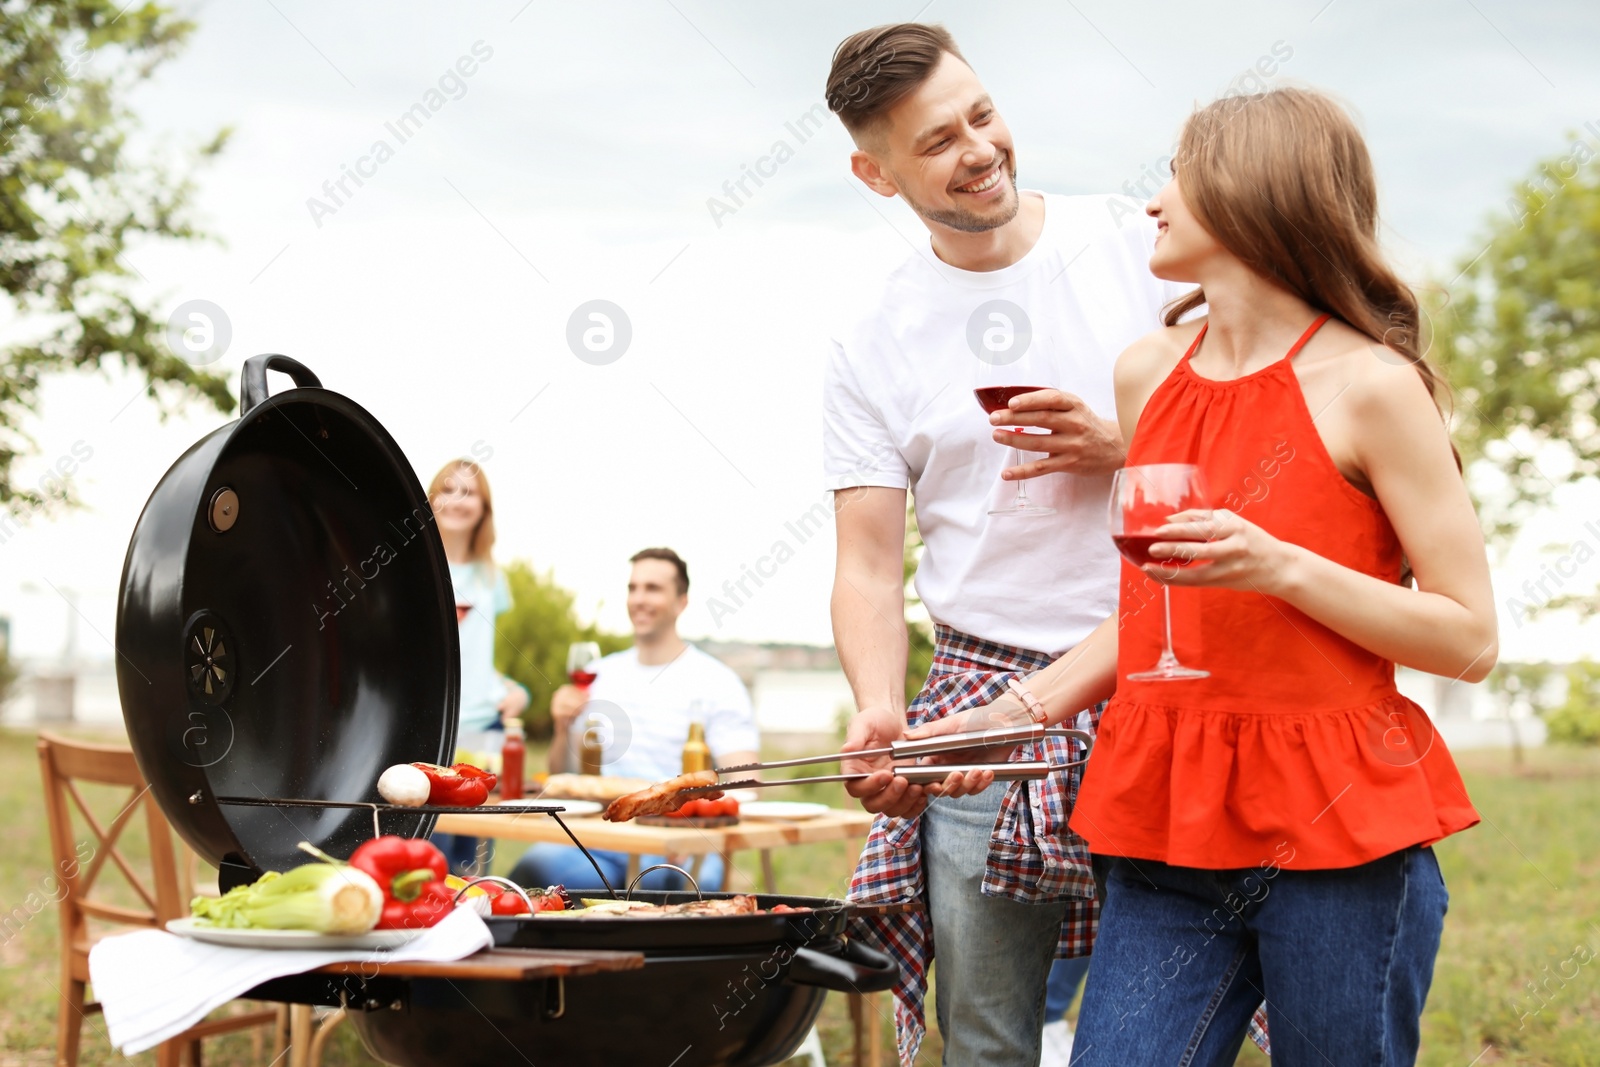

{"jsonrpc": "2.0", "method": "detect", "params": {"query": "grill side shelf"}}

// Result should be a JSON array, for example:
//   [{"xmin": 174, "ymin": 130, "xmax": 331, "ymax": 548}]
[{"xmin": 210, "ymin": 796, "xmax": 568, "ymax": 816}]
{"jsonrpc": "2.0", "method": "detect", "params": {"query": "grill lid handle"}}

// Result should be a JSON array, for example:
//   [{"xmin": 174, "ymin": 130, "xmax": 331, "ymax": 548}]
[{"xmin": 241, "ymin": 354, "xmax": 322, "ymax": 415}]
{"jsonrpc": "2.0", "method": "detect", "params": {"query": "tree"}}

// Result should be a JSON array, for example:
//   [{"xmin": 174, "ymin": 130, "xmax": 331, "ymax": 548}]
[
  {"xmin": 2, "ymin": 1, "xmax": 232, "ymax": 511},
  {"xmin": 904, "ymin": 500, "xmax": 934, "ymax": 706},
  {"xmin": 0, "ymin": 643, "xmax": 18, "ymax": 708},
  {"xmin": 493, "ymin": 560, "xmax": 627, "ymax": 736},
  {"xmin": 1428, "ymin": 143, "xmax": 1600, "ymax": 550},
  {"xmin": 1544, "ymin": 661, "xmax": 1600, "ymax": 746}
]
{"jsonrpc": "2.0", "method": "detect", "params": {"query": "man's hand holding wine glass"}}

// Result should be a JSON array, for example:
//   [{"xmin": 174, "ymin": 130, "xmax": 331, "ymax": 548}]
[
  {"xmin": 548, "ymin": 683, "xmax": 589, "ymax": 732},
  {"xmin": 989, "ymin": 388, "xmax": 1125, "ymax": 479}
]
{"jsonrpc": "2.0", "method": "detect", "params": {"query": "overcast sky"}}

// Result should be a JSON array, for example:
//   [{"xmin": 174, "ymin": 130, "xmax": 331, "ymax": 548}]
[{"xmin": 4, "ymin": 0, "xmax": 1599, "ymax": 666}]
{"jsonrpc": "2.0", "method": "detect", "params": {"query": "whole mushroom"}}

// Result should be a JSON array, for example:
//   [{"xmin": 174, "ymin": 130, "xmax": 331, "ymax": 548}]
[{"xmin": 377, "ymin": 763, "xmax": 431, "ymax": 807}]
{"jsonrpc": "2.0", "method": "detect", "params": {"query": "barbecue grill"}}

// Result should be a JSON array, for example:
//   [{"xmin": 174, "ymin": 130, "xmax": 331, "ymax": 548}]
[{"xmin": 115, "ymin": 355, "xmax": 898, "ymax": 1067}]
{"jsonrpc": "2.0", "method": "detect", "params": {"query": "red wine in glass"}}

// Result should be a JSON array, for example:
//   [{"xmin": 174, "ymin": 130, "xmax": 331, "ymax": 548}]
[
  {"xmin": 1112, "ymin": 535, "xmax": 1198, "ymax": 569},
  {"xmin": 566, "ymin": 642, "xmax": 601, "ymax": 687},
  {"xmin": 454, "ymin": 603, "xmax": 470, "ymax": 624},
  {"xmin": 974, "ymin": 385, "xmax": 1047, "ymax": 413},
  {"xmin": 1110, "ymin": 463, "xmax": 1211, "ymax": 681},
  {"xmin": 973, "ymin": 386, "xmax": 1055, "ymax": 517}
]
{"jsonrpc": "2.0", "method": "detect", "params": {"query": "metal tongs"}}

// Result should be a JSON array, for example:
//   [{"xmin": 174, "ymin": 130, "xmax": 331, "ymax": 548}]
[{"xmin": 685, "ymin": 722, "xmax": 1093, "ymax": 794}]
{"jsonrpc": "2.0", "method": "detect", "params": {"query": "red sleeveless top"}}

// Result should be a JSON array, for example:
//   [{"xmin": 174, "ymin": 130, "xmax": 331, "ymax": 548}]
[{"xmin": 1069, "ymin": 316, "xmax": 1479, "ymax": 870}]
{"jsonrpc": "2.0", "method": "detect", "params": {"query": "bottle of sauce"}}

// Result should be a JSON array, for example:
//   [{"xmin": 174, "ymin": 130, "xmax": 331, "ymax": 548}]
[
  {"xmin": 682, "ymin": 720, "xmax": 712, "ymax": 774},
  {"xmin": 499, "ymin": 717, "xmax": 525, "ymax": 800},
  {"xmin": 580, "ymin": 715, "xmax": 605, "ymax": 776}
]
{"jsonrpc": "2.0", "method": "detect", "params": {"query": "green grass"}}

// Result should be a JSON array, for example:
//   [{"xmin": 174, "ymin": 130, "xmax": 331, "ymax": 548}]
[{"xmin": 4, "ymin": 728, "xmax": 1597, "ymax": 1066}]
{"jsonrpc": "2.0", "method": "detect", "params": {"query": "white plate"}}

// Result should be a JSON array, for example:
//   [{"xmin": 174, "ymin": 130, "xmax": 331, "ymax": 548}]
[
  {"xmin": 165, "ymin": 917, "xmax": 425, "ymax": 950},
  {"xmin": 519, "ymin": 798, "xmax": 604, "ymax": 817},
  {"xmin": 737, "ymin": 801, "xmax": 831, "ymax": 821}
]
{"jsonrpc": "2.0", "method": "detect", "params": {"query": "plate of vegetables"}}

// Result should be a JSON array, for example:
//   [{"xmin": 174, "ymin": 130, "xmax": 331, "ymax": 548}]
[{"xmin": 170, "ymin": 836, "xmax": 467, "ymax": 949}]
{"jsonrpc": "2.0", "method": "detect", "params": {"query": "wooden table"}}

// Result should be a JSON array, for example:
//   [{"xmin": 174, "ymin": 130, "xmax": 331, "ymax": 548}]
[
  {"xmin": 435, "ymin": 806, "xmax": 885, "ymax": 1066},
  {"xmin": 434, "ymin": 806, "xmax": 877, "ymax": 892}
]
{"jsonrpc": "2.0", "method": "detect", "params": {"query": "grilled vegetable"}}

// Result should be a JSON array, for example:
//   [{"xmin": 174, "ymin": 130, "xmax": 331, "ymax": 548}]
[
  {"xmin": 377, "ymin": 764, "xmax": 432, "ymax": 807},
  {"xmin": 410, "ymin": 762, "xmax": 497, "ymax": 806},
  {"xmin": 444, "ymin": 874, "xmax": 492, "ymax": 916},
  {"xmin": 349, "ymin": 835, "xmax": 455, "ymax": 929},
  {"xmin": 517, "ymin": 885, "xmax": 570, "ymax": 914},
  {"xmin": 666, "ymin": 797, "xmax": 740, "ymax": 819},
  {"xmin": 190, "ymin": 855, "xmax": 382, "ymax": 934}
]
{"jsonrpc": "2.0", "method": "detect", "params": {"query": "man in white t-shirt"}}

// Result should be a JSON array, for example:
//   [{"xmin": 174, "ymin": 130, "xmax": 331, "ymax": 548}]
[
  {"xmin": 822, "ymin": 23, "xmax": 1185, "ymax": 1067},
  {"xmin": 508, "ymin": 548, "xmax": 759, "ymax": 892}
]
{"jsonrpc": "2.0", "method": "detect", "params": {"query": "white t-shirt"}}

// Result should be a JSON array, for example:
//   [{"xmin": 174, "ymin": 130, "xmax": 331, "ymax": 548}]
[
  {"xmin": 823, "ymin": 192, "xmax": 1186, "ymax": 656},
  {"xmin": 578, "ymin": 645, "xmax": 759, "ymax": 781}
]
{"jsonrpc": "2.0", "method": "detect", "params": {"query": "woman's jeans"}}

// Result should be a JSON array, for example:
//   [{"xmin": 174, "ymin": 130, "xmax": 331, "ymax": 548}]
[
  {"xmin": 509, "ymin": 843, "xmax": 726, "ymax": 893},
  {"xmin": 1074, "ymin": 845, "xmax": 1448, "ymax": 1066}
]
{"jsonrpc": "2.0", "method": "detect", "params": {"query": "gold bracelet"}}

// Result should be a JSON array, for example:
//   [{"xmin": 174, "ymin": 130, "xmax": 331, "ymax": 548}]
[{"xmin": 1006, "ymin": 677, "xmax": 1048, "ymax": 725}]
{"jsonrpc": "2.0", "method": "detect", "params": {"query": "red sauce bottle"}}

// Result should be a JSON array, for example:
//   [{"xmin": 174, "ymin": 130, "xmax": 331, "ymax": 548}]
[{"xmin": 500, "ymin": 717, "xmax": 526, "ymax": 801}]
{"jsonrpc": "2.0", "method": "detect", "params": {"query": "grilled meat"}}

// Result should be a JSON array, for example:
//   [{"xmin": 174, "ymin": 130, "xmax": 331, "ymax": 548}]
[
  {"xmin": 541, "ymin": 895, "xmax": 762, "ymax": 918},
  {"xmin": 602, "ymin": 770, "xmax": 722, "ymax": 822}
]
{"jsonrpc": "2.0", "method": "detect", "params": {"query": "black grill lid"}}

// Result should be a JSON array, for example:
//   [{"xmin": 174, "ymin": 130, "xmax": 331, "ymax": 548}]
[{"xmin": 116, "ymin": 355, "xmax": 459, "ymax": 883}]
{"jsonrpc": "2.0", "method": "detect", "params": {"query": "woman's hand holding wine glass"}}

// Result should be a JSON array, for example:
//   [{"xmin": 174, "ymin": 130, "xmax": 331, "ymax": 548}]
[{"xmin": 1141, "ymin": 507, "xmax": 1299, "ymax": 595}]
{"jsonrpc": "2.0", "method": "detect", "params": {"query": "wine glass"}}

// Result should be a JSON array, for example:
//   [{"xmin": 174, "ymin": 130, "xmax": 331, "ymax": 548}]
[
  {"xmin": 974, "ymin": 368, "xmax": 1056, "ymax": 518},
  {"xmin": 1110, "ymin": 464, "xmax": 1211, "ymax": 681},
  {"xmin": 566, "ymin": 642, "xmax": 601, "ymax": 687}
]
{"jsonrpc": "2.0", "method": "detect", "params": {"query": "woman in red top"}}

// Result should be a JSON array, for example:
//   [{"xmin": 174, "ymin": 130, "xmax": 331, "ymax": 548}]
[{"xmin": 910, "ymin": 88, "xmax": 1496, "ymax": 1063}]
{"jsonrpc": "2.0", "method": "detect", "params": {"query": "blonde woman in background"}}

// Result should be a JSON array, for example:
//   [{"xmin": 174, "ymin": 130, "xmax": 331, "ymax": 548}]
[{"xmin": 428, "ymin": 458, "xmax": 528, "ymax": 875}]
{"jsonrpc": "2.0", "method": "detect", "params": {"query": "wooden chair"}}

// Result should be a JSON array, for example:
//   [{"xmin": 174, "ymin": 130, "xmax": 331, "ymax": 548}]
[{"xmin": 37, "ymin": 731, "xmax": 280, "ymax": 1067}]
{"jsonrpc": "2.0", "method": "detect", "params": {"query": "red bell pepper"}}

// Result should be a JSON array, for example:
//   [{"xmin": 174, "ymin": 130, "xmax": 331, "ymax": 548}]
[
  {"xmin": 349, "ymin": 835, "xmax": 455, "ymax": 929},
  {"xmin": 411, "ymin": 762, "xmax": 497, "ymax": 806}
]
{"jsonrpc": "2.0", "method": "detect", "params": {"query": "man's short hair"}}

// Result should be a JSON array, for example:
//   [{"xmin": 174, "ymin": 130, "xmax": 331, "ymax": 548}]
[
  {"xmin": 630, "ymin": 547, "xmax": 689, "ymax": 595},
  {"xmin": 825, "ymin": 23, "xmax": 968, "ymax": 140}
]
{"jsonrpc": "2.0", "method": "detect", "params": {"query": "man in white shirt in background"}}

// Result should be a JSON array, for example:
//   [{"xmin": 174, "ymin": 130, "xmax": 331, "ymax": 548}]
[
  {"xmin": 822, "ymin": 23, "xmax": 1185, "ymax": 1067},
  {"xmin": 509, "ymin": 547, "xmax": 759, "ymax": 892}
]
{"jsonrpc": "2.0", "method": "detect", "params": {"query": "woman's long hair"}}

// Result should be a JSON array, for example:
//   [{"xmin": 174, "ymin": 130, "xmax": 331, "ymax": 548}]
[
  {"xmin": 428, "ymin": 459, "xmax": 497, "ymax": 564},
  {"xmin": 1165, "ymin": 88, "xmax": 1455, "ymax": 453}
]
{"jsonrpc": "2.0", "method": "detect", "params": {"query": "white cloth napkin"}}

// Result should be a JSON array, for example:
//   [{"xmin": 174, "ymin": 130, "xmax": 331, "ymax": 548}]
[{"xmin": 90, "ymin": 908, "xmax": 493, "ymax": 1054}]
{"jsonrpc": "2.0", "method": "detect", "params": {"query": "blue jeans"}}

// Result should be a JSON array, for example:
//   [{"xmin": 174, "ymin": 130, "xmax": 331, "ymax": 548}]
[
  {"xmin": 508, "ymin": 843, "xmax": 726, "ymax": 893},
  {"xmin": 431, "ymin": 833, "xmax": 494, "ymax": 878},
  {"xmin": 1046, "ymin": 955, "xmax": 1091, "ymax": 1021},
  {"xmin": 923, "ymin": 786, "xmax": 1070, "ymax": 1067},
  {"xmin": 1074, "ymin": 845, "xmax": 1449, "ymax": 1066}
]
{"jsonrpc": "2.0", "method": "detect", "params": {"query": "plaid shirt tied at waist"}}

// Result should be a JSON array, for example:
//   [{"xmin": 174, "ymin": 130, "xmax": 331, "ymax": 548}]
[{"xmin": 846, "ymin": 625, "xmax": 1101, "ymax": 1067}]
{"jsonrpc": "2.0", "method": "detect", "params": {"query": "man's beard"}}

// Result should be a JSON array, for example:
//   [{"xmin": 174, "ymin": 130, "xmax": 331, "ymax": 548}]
[{"xmin": 897, "ymin": 154, "xmax": 1021, "ymax": 234}]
